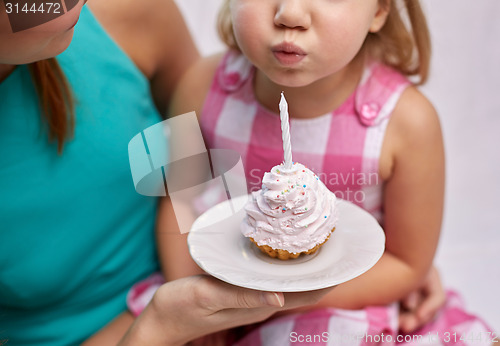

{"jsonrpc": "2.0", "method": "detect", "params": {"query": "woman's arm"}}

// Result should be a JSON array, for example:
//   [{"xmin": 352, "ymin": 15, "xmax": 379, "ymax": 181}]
[
  {"xmin": 118, "ymin": 275, "xmax": 332, "ymax": 346},
  {"xmin": 288, "ymin": 86, "xmax": 445, "ymax": 310},
  {"xmin": 82, "ymin": 312, "xmax": 135, "ymax": 346}
]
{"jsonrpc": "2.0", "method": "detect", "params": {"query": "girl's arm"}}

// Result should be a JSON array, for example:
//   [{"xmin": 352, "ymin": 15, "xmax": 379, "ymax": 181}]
[{"xmin": 289, "ymin": 86, "xmax": 445, "ymax": 310}]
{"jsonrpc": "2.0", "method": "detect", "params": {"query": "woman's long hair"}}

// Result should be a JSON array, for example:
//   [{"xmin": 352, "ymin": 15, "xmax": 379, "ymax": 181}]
[
  {"xmin": 218, "ymin": 0, "xmax": 431, "ymax": 84},
  {"xmin": 28, "ymin": 58, "xmax": 75, "ymax": 153}
]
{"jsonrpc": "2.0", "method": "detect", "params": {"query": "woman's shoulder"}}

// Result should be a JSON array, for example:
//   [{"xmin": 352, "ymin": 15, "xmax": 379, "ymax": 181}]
[
  {"xmin": 169, "ymin": 53, "xmax": 225, "ymax": 118},
  {"xmin": 88, "ymin": 0, "xmax": 198, "ymax": 112},
  {"xmin": 87, "ymin": 0, "xmax": 197, "ymax": 78}
]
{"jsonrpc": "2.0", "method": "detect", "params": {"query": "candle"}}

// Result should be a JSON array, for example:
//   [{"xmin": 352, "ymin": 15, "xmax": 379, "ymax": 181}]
[{"xmin": 279, "ymin": 92, "xmax": 293, "ymax": 170}]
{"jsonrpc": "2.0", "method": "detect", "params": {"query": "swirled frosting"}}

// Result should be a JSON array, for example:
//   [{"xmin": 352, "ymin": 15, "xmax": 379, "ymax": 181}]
[{"xmin": 241, "ymin": 163, "xmax": 337, "ymax": 254}]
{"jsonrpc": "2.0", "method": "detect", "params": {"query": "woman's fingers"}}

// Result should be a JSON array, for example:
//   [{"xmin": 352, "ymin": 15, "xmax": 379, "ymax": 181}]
[
  {"xmin": 282, "ymin": 286, "xmax": 335, "ymax": 310},
  {"xmin": 192, "ymin": 275, "xmax": 284, "ymax": 310}
]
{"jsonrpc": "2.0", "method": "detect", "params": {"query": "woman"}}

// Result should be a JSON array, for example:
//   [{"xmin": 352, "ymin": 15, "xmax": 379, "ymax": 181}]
[{"xmin": 0, "ymin": 0, "xmax": 334, "ymax": 344}]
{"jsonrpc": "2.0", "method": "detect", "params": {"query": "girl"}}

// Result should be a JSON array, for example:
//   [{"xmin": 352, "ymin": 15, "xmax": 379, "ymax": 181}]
[{"xmin": 154, "ymin": 0, "xmax": 494, "ymax": 344}]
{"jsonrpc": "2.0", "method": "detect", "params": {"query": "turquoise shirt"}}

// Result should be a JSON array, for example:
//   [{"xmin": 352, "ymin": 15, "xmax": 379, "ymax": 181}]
[{"xmin": 0, "ymin": 6, "xmax": 162, "ymax": 345}]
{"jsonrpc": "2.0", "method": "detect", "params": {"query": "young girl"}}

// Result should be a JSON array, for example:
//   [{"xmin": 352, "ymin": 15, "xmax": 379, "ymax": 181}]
[{"xmin": 151, "ymin": 0, "xmax": 494, "ymax": 343}]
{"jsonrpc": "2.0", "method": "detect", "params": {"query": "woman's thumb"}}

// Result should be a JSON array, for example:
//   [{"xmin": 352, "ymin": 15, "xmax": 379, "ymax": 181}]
[{"xmin": 260, "ymin": 292, "xmax": 285, "ymax": 307}]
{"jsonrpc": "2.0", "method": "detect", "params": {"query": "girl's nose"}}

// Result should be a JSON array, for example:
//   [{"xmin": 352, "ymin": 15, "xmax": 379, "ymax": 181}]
[{"xmin": 274, "ymin": 0, "xmax": 311, "ymax": 30}]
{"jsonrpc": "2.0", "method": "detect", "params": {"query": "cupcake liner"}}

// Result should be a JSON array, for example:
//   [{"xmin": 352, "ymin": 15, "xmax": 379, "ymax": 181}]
[{"xmin": 250, "ymin": 228, "xmax": 335, "ymax": 261}]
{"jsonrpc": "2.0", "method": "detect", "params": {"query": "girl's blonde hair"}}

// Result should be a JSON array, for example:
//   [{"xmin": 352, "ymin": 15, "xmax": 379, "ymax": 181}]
[{"xmin": 218, "ymin": 0, "xmax": 431, "ymax": 84}]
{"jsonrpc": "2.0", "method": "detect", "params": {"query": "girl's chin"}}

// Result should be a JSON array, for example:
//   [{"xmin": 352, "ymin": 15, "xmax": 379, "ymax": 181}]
[{"xmin": 269, "ymin": 76, "xmax": 317, "ymax": 89}]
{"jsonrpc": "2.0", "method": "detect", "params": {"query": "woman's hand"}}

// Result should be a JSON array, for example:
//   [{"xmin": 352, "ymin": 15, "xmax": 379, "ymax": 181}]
[
  {"xmin": 119, "ymin": 275, "xmax": 332, "ymax": 346},
  {"xmin": 399, "ymin": 266, "xmax": 446, "ymax": 333}
]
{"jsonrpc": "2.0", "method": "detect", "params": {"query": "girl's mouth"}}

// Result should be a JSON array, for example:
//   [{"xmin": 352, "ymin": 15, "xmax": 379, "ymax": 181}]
[{"xmin": 272, "ymin": 42, "xmax": 307, "ymax": 66}]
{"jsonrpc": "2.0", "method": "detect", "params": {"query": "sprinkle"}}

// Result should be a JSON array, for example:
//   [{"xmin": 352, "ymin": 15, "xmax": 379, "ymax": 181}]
[
  {"xmin": 277, "ymin": 170, "xmax": 280, "ymax": 174},
  {"xmin": 277, "ymin": 179, "xmax": 279, "ymax": 181},
  {"xmin": 277, "ymin": 195, "xmax": 279, "ymax": 198},
  {"xmin": 302, "ymin": 170, "xmax": 305, "ymax": 172},
  {"xmin": 303, "ymin": 185, "xmax": 306, "ymax": 188},
  {"xmin": 324, "ymin": 216, "xmax": 327, "ymax": 218},
  {"xmin": 282, "ymin": 208, "xmax": 286, "ymax": 213},
  {"xmin": 305, "ymin": 207, "xmax": 308, "ymax": 211},
  {"xmin": 316, "ymin": 177, "xmax": 319, "ymax": 180},
  {"xmin": 306, "ymin": 224, "xmax": 308, "ymax": 228},
  {"xmin": 302, "ymin": 192, "xmax": 305, "ymax": 195}
]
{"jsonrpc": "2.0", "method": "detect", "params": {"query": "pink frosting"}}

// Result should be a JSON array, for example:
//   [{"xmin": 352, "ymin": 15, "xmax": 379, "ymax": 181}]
[{"xmin": 241, "ymin": 163, "xmax": 337, "ymax": 254}]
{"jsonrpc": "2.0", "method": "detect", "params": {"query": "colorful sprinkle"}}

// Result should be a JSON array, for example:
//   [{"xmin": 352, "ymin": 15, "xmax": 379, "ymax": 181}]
[
  {"xmin": 305, "ymin": 207, "xmax": 308, "ymax": 211},
  {"xmin": 302, "ymin": 192, "xmax": 305, "ymax": 195},
  {"xmin": 324, "ymin": 216, "xmax": 327, "ymax": 218},
  {"xmin": 303, "ymin": 185, "xmax": 306, "ymax": 188}
]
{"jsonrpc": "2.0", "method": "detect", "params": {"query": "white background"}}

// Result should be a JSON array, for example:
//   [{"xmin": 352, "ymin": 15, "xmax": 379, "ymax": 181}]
[{"xmin": 175, "ymin": 0, "xmax": 500, "ymax": 329}]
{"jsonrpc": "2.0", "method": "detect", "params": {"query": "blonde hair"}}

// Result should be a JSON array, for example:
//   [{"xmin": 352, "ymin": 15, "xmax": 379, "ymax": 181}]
[{"xmin": 218, "ymin": 0, "xmax": 431, "ymax": 84}]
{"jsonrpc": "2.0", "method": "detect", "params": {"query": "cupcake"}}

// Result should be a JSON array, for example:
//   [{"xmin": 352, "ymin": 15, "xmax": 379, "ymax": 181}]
[{"xmin": 241, "ymin": 162, "xmax": 337, "ymax": 260}]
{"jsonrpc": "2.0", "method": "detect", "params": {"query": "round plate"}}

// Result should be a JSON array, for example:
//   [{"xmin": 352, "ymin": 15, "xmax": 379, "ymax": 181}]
[{"xmin": 187, "ymin": 195, "xmax": 385, "ymax": 292}]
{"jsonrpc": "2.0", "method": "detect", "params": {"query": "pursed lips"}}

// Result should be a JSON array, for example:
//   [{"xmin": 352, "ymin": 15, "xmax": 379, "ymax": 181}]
[{"xmin": 271, "ymin": 42, "xmax": 307, "ymax": 66}]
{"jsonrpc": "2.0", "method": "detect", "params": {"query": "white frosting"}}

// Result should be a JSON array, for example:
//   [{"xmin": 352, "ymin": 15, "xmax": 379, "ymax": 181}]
[{"xmin": 241, "ymin": 163, "xmax": 337, "ymax": 254}]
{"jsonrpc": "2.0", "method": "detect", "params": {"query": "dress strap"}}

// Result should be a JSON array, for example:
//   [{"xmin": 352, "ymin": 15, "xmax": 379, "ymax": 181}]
[
  {"xmin": 354, "ymin": 62, "xmax": 411, "ymax": 127},
  {"xmin": 217, "ymin": 50, "xmax": 254, "ymax": 92}
]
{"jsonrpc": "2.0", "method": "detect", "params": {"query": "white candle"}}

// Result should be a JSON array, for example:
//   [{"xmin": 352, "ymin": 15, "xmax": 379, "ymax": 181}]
[{"xmin": 279, "ymin": 92, "xmax": 293, "ymax": 170}]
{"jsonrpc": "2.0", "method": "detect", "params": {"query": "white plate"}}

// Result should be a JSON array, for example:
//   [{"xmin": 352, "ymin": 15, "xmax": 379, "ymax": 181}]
[{"xmin": 188, "ymin": 195, "xmax": 385, "ymax": 292}]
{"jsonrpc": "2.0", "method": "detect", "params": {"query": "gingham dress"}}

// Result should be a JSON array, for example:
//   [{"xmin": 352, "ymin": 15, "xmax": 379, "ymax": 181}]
[
  {"xmin": 197, "ymin": 51, "xmax": 494, "ymax": 345},
  {"xmin": 200, "ymin": 51, "xmax": 410, "ymax": 223},
  {"xmin": 127, "ymin": 51, "xmax": 494, "ymax": 344}
]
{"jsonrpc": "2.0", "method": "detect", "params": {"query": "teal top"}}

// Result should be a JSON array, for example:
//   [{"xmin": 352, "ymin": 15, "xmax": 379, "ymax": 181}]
[{"xmin": 0, "ymin": 6, "xmax": 162, "ymax": 345}]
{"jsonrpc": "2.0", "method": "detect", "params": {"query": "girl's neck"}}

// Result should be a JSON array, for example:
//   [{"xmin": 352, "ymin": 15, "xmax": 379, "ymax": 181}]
[
  {"xmin": 254, "ymin": 55, "xmax": 365, "ymax": 119},
  {"xmin": 0, "ymin": 64, "xmax": 16, "ymax": 83}
]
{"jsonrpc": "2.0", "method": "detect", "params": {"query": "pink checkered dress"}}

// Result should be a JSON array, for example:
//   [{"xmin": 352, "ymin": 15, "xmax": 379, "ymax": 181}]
[
  {"xmin": 127, "ymin": 51, "xmax": 494, "ymax": 344},
  {"xmin": 200, "ymin": 51, "xmax": 410, "ymax": 223},
  {"xmin": 195, "ymin": 51, "xmax": 494, "ymax": 344}
]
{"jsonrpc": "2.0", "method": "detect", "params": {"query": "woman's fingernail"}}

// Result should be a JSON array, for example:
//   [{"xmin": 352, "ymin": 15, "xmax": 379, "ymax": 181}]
[{"xmin": 262, "ymin": 292, "xmax": 284, "ymax": 307}]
